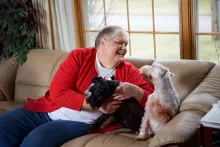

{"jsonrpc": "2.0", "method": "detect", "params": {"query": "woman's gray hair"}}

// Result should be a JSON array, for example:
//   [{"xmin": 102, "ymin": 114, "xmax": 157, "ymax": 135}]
[{"xmin": 95, "ymin": 26, "xmax": 128, "ymax": 48}]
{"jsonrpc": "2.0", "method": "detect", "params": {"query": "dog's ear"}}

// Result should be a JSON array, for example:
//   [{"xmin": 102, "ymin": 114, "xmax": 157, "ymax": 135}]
[
  {"xmin": 148, "ymin": 74, "xmax": 153, "ymax": 81},
  {"xmin": 139, "ymin": 65, "xmax": 152, "ymax": 80},
  {"xmin": 92, "ymin": 76, "xmax": 103, "ymax": 83},
  {"xmin": 160, "ymin": 68, "xmax": 168, "ymax": 76},
  {"xmin": 161, "ymin": 69, "xmax": 175, "ymax": 77},
  {"xmin": 139, "ymin": 65, "xmax": 152, "ymax": 75},
  {"xmin": 169, "ymin": 72, "xmax": 175, "ymax": 77},
  {"xmin": 106, "ymin": 80, "xmax": 120, "ymax": 92},
  {"xmin": 86, "ymin": 96, "xmax": 96, "ymax": 110}
]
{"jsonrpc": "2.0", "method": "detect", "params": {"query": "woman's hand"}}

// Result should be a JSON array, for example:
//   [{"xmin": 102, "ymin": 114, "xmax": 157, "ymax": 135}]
[
  {"xmin": 98, "ymin": 98, "xmax": 122, "ymax": 114},
  {"xmin": 112, "ymin": 82, "xmax": 144, "ymax": 102}
]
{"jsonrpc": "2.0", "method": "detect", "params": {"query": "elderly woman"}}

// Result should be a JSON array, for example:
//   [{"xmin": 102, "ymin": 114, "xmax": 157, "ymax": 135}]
[{"xmin": 0, "ymin": 26, "xmax": 153, "ymax": 147}]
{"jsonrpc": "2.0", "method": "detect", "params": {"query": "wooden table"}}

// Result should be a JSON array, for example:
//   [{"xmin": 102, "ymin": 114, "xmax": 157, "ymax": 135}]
[{"xmin": 197, "ymin": 124, "xmax": 220, "ymax": 147}]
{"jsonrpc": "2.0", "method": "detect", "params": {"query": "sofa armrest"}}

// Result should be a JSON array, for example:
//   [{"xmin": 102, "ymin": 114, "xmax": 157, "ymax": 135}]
[
  {"xmin": 149, "ymin": 110, "xmax": 205, "ymax": 147},
  {"xmin": 179, "ymin": 64, "xmax": 220, "ymax": 114},
  {"xmin": 0, "ymin": 57, "xmax": 18, "ymax": 101},
  {"xmin": 180, "ymin": 93, "xmax": 218, "ymax": 113}
]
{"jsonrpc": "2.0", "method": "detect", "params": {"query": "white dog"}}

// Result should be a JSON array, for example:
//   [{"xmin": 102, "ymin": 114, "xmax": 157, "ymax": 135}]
[{"xmin": 136, "ymin": 63, "xmax": 180, "ymax": 141}]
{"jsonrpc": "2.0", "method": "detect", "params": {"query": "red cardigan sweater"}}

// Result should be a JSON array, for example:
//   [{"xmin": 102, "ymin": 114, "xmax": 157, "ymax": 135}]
[{"xmin": 23, "ymin": 48, "xmax": 153, "ymax": 112}]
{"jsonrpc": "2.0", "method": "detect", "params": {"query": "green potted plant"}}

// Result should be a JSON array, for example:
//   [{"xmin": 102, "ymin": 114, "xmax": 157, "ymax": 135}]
[{"xmin": 0, "ymin": 0, "xmax": 37, "ymax": 64}]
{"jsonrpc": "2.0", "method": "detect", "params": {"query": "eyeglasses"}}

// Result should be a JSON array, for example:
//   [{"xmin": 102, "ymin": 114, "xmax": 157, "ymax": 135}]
[{"xmin": 114, "ymin": 41, "xmax": 128, "ymax": 48}]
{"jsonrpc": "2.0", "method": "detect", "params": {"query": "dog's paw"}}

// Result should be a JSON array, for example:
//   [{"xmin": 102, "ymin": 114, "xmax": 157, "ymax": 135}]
[{"xmin": 135, "ymin": 134, "xmax": 151, "ymax": 141}]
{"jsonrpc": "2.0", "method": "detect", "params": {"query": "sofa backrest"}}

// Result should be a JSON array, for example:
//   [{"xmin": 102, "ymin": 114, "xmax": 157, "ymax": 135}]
[
  {"xmin": 125, "ymin": 57, "xmax": 215, "ymax": 102},
  {"xmin": 0, "ymin": 57, "xmax": 18, "ymax": 101},
  {"xmin": 14, "ymin": 49, "xmax": 68, "ymax": 102},
  {"xmin": 14, "ymin": 49, "xmax": 216, "ymax": 103}
]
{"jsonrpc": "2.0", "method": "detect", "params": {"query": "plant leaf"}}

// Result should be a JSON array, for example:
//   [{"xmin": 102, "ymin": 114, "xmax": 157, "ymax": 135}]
[
  {"xmin": 23, "ymin": 38, "xmax": 29, "ymax": 45},
  {"xmin": 2, "ymin": 22, "xmax": 7, "ymax": 29},
  {"xmin": 0, "ymin": 0, "xmax": 37, "ymax": 64}
]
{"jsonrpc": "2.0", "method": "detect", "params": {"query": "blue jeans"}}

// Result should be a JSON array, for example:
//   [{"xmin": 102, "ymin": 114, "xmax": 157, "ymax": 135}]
[{"xmin": 0, "ymin": 107, "xmax": 90, "ymax": 147}]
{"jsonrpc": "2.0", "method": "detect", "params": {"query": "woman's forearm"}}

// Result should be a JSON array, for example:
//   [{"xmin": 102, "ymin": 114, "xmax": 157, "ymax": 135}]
[{"xmin": 132, "ymin": 85, "xmax": 144, "ymax": 102}]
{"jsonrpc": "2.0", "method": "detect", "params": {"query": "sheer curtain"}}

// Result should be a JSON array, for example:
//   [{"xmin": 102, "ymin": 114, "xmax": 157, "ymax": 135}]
[{"xmin": 32, "ymin": 0, "xmax": 76, "ymax": 51}]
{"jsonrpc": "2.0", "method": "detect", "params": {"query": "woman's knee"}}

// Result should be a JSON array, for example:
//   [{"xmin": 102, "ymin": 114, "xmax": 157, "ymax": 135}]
[
  {"xmin": 20, "ymin": 132, "xmax": 49, "ymax": 147},
  {"xmin": 0, "ymin": 107, "xmax": 26, "ymax": 147}
]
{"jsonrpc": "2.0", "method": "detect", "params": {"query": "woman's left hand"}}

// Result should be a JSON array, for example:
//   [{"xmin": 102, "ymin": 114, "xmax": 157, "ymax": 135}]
[{"xmin": 112, "ymin": 82, "xmax": 142, "ymax": 101}]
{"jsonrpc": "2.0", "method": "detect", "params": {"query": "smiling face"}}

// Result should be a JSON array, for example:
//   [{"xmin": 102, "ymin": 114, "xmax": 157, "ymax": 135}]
[
  {"xmin": 98, "ymin": 31, "xmax": 128, "ymax": 68},
  {"xmin": 106, "ymin": 32, "xmax": 128, "ymax": 62}
]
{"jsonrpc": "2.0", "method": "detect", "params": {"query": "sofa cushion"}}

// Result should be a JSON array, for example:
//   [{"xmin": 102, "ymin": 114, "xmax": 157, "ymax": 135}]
[
  {"xmin": 149, "ymin": 110, "xmax": 205, "ymax": 147},
  {"xmin": 61, "ymin": 134, "xmax": 100, "ymax": 147},
  {"xmin": 125, "ymin": 57, "xmax": 155, "ymax": 69},
  {"xmin": 179, "ymin": 64, "xmax": 220, "ymax": 113},
  {"xmin": 14, "ymin": 49, "xmax": 68, "ymax": 101},
  {"xmin": 15, "ymin": 84, "xmax": 49, "ymax": 102},
  {"xmin": 62, "ymin": 133, "xmax": 150, "ymax": 147},
  {"xmin": 0, "ymin": 57, "xmax": 18, "ymax": 101},
  {"xmin": 180, "ymin": 93, "xmax": 218, "ymax": 113},
  {"xmin": 0, "ymin": 101, "xmax": 26, "ymax": 110},
  {"xmin": 0, "ymin": 90, "xmax": 7, "ymax": 101},
  {"xmin": 188, "ymin": 64, "xmax": 220, "ymax": 99},
  {"xmin": 155, "ymin": 60, "xmax": 215, "ymax": 102}
]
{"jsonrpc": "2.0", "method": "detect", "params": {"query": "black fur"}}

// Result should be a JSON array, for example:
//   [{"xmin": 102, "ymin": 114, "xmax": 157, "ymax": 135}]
[
  {"xmin": 86, "ymin": 76, "xmax": 144, "ymax": 132},
  {"xmin": 86, "ymin": 76, "xmax": 120, "ymax": 110}
]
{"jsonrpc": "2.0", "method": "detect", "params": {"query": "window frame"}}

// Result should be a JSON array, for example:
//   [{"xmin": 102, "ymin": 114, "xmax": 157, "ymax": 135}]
[{"xmin": 73, "ymin": 0, "xmax": 220, "ymax": 60}]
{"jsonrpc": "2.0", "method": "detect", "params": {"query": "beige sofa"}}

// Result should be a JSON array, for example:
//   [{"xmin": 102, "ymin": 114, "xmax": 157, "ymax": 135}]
[{"xmin": 0, "ymin": 49, "xmax": 220, "ymax": 147}]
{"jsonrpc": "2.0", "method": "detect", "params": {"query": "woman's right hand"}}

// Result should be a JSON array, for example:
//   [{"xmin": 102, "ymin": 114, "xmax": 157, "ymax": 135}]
[{"xmin": 98, "ymin": 98, "xmax": 122, "ymax": 114}]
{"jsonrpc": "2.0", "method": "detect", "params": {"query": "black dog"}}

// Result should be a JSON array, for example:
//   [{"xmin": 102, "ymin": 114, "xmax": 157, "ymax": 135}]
[{"xmin": 86, "ymin": 76, "xmax": 144, "ymax": 132}]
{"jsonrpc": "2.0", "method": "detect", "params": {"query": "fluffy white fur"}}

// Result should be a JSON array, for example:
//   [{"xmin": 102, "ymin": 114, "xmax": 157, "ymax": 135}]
[{"xmin": 136, "ymin": 63, "xmax": 180, "ymax": 141}]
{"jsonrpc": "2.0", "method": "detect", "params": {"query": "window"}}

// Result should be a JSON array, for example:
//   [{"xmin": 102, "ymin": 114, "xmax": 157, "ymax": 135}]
[
  {"xmin": 77, "ymin": 0, "xmax": 220, "ymax": 63},
  {"xmin": 195, "ymin": 0, "xmax": 220, "ymax": 63},
  {"xmin": 82, "ymin": 0, "xmax": 180, "ymax": 59}
]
